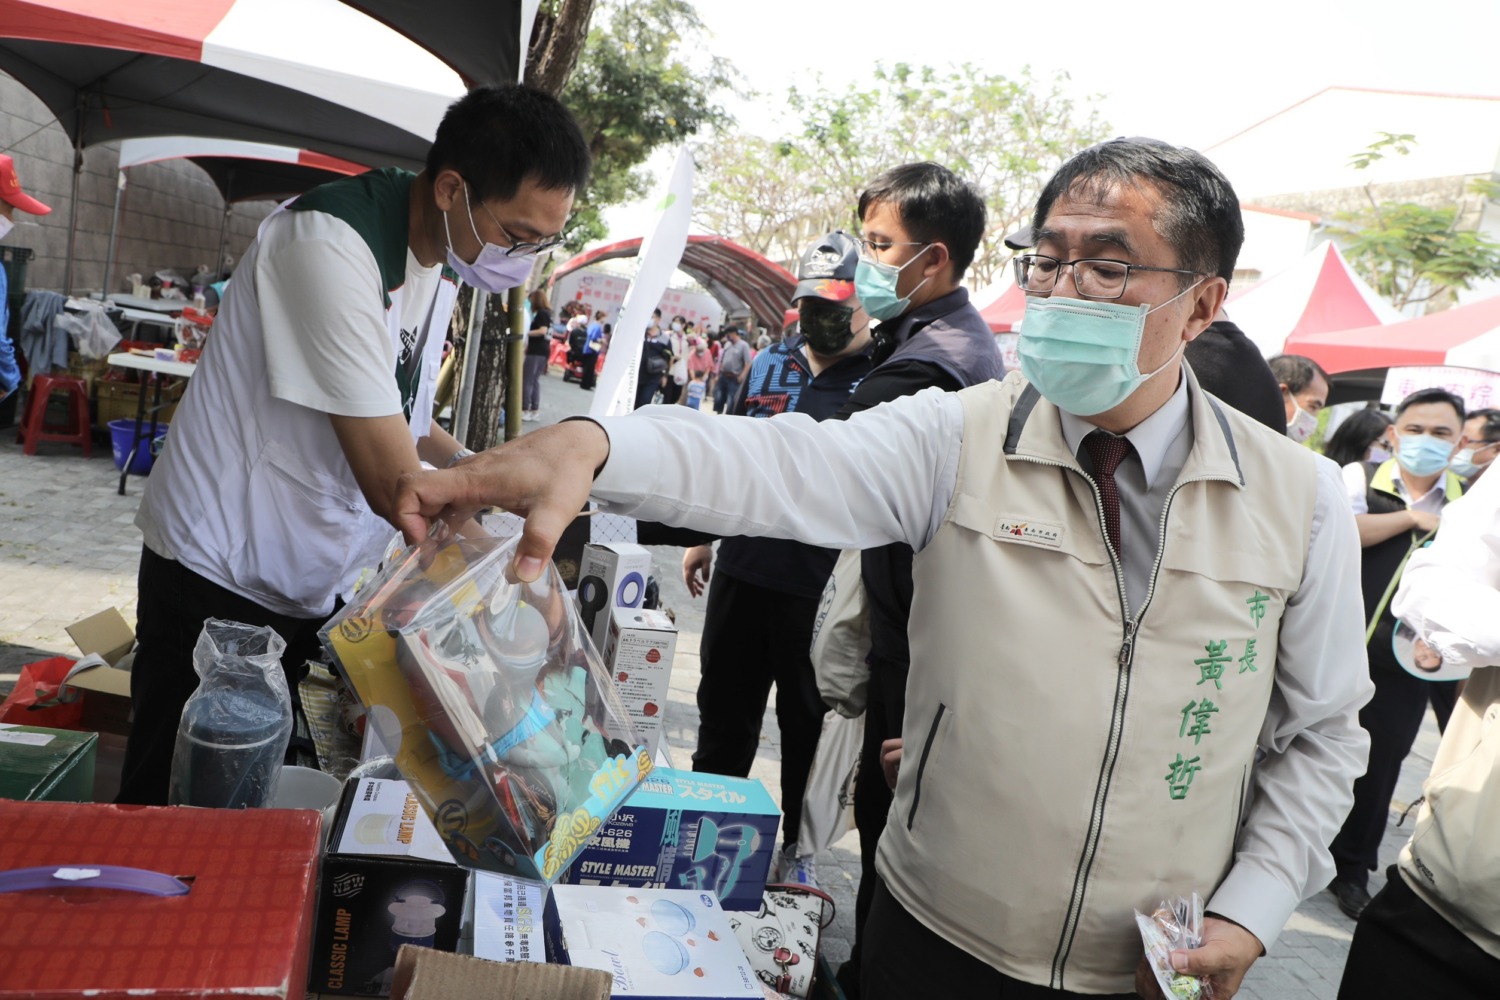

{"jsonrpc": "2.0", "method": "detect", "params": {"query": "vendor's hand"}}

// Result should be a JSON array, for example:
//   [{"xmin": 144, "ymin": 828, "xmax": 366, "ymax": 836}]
[
  {"xmin": 1134, "ymin": 916, "xmax": 1262, "ymax": 999},
  {"xmin": 880, "ymin": 738, "xmax": 904, "ymax": 790},
  {"xmin": 392, "ymin": 420, "xmax": 610, "ymax": 582},
  {"xmin": 683, "ymin": 545, "xmax": 714, "ymax": 598},
  {"xmin": 1410, "ymin": 508, "xmax": 1441, "ymax": 534}
]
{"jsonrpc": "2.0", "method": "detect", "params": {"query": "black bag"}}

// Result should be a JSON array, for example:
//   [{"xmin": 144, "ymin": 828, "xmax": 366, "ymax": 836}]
[{"xmin": 642, "ymin": 341, "xmax": 670, "ymax": 376}]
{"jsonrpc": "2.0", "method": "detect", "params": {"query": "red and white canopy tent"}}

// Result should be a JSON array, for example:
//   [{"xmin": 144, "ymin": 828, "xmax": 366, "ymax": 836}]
[
  {"xmin": 0, "ymin": 0, "xmax": 472, "ymax": 290},
  {"xmin": 550, "ymin": 235, "xmax": 799, "ymax": 336},
  {"xmin": 1224, "ymin": 240, "xmax": 1400, "ymax": 358},
  {"xmin": 978, "ymin": 278, "xmax": 1027, "ymax": 333}
]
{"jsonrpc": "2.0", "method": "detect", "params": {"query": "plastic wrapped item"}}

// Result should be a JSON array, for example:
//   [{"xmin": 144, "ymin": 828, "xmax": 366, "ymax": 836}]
[
  {"xmin": 1135, "ymin": 893, "xmax": 1213, "ymax": 1000},
  {"xmin": 168, "ymin": 620, "xmax": 294, "ymax": 809},
  {"xmin": 322, "ymin": 525, "xmax": 652, "ymax": 882},
  {"xmin": 55, "ymin": 306, "xmax": 122, "ymax": 359}
]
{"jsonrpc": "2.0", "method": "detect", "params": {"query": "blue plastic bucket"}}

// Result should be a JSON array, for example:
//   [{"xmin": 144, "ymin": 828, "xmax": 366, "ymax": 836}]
[{"xmin": 108, "ymin": 418, "xmax": 169, "ymax": 475}]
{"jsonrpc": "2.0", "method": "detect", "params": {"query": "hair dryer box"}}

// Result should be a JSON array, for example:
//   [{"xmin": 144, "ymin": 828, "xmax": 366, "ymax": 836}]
[
  {"xmin": 557, "ymin": 768, "xmax": 780, "ymax": 911},
  {"xmin": 576, "ymin": 542, "xmax": 653, "ymax": 654},
  {"xmin": 309, "ymin": 778, "xmax": 470, "ymax": 996},
  {"xmin": 603, "ymin": 607, "xmax": 677, "ymax": 757},
  {"xmin": 544, "ymin": 885, "xmax": 763, "ymax": 999}
]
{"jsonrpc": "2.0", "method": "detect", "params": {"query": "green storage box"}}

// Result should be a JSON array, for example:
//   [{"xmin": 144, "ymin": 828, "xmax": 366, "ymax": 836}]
[{"xmin": 0, "ymin": 725, "xmax": 98, "ymax": 802}]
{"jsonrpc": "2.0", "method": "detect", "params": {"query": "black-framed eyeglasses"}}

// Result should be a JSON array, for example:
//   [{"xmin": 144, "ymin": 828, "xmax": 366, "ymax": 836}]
[
  {"xmin": 474, "ymin": 193, "xmax": 565, "ymax": 258},
  {"xmin": 1014, "ymin": 253, "xmax": 1203, "ymax": 301}
]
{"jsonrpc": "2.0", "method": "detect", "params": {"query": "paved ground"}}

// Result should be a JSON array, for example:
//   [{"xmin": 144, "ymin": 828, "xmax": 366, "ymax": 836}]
[{"xmin": 0, "ymin": 369, "xmax": 1443, "ymax": 998}]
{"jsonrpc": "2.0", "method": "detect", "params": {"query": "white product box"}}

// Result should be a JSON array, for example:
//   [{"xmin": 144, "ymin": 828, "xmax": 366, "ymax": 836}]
[
  {"xmin": 577, "ymin": 542, "xmax": 653, "ymax": 653},
  {"xmin": 544, "ymin": 885, "xmax": 762, "ymax": 999},
  {"xmin": 603, "ymin": 607, "xmax": 677, "ymax": 757},
  {"xmin": 472, "ymin": 872, "xmax": 547, "ymax": 964}
]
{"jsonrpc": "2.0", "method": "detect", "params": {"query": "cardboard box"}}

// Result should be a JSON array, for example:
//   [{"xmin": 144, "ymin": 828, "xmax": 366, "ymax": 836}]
[
  {"xmin": 559, "ymin": 768, "xmax": 780, "ymax": 912},
  {"xmin": 0, "ymin": 723, "xmax": 97, "ymax": 801},
  {"xmin": 603, "ymin": 608, "xmax": 677, "ymax": 757},
  {"xmin": 310, "ymin": 777, "xmax": 470, "ymax": 996},
  {"xmin": 0, "ymin": 801, "xmax": 321, "ymax": 999},
  {"xmin": 545, "ymin": 885, "xmax": 763, "ymax": 999},
  {"xmin": 471, "ymin": 872, "xmax": 547, "ymax": 964},
  {"xmin": 389, "ymin": 945, "xmax": 609, "ymax": 1000},
  {"xmin": 577, "ymin": 542, "xmax": 653, "ymax": 654},
  {"xmin": 63, "ymin": 607, "xmax": 135, "ymax": 737}
]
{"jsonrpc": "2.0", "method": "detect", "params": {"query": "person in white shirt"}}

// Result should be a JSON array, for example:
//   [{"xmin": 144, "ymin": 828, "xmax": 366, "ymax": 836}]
[
  {"xmin": 119, "ymin": 85, "xmax": 591, "ymax": 805},
  {"xmin": 1327, "ymin": 387, "xmax": 1467, "ymax": 919},
  {"xmin": 393, "ymin": 138, "xmax": 1371, "ymax": 1000},
  {"xmin": 1337, "ymin": 468, "xmax": 1500, "ymax": 999}
]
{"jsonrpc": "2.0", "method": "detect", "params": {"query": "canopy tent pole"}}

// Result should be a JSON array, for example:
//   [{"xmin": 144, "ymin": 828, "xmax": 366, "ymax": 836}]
[
  {"xmin": 62, "ymin": 95, "xmax": 84, "ymax": 295},
  {"xmin": 453, "ymin": 289, "xmax": 487, "ymax": 441},
  {"xmin": 215, "ymin": 169, "xmax": 235, "ymax": 278},
  {"xmin": 100, "ymin": 168, "xmax": 125, "ymax": 297}
]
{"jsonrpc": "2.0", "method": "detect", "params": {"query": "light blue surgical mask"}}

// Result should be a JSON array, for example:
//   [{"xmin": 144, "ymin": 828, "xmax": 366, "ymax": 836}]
[
  {"xmin": 854, "ymin": 246, "xmax": 931, "ymax": 321},
  {"xmin": 1394, "ymin": 434, "xmax": 1456, "ymax": 477},
  {"xmin": 1449, "ymin": 444, "xmax": 1495, "ymax": 479},
  {"xmin": 1017, "ymin": 281, "xmax": 1201, "ymax": 416}
]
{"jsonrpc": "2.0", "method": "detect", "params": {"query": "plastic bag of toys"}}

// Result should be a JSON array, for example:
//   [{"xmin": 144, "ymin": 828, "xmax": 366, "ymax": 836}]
[
  {"xmin": 1135, "ymin": 893, "xmax": 1213, "ymax": 1000},
  {"xmin": 321, "ymin": 522, "xmax": 652, "ymax": 882}
]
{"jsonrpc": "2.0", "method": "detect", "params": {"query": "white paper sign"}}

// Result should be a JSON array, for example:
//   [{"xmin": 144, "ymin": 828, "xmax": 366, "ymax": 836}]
[
  {"xmin": 1382, "ymin": 366, "xmax": 1500, "ymax": 412},
  {"xmin": 472, "ymin": 872, "xmax": 546, "ymax": 964},
  {"xmin": 0, "ymin": 730, "xmax": 55, "ymax": 747}
]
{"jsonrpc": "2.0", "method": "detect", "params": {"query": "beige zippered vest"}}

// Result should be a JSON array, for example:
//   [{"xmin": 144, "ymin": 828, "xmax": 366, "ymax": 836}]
[
  {"xmin": 876, "ymin": 370, "xmax": 1320, "ymax": 994},
  {"xmin": 1400, "ymin": 664, "xmax": 1500, "ymax": 959}
]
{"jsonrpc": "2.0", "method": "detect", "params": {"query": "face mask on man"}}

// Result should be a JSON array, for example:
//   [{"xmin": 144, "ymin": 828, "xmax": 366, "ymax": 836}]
[
  {"xmin": 0, "ymin": 216, "xmax": 13, "ymax": 242},
  {"xmin": 854, "ymin": 245, "xmax": 932, "ymax": 321},
  {"xmin": 1287, "ymin": 402, "xmax": 1318, "ymax": 443},
  {"xmin": 1450, "ymin": 443, "xmax": 1497, "ymax": 479},
  {"xmin": 1393, "ymin": 433, "xmax": 1456, "ymax": 477},
  {"xmin": 798, "ymin": 301, "xmax": 865, "ymax": 356},
  {"xmin": 1017, "ymin": 280, "xmax": 1203, "ymax": 416},
  {"xmin": 443, "ymin": 183, "xmax": 536, "ymax": 294}
]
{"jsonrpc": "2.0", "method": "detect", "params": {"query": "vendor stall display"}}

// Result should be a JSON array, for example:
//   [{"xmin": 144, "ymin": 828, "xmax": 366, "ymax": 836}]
[{"xmin": 322, "ymin": 526, "xmax": 652, "ymax": 884}]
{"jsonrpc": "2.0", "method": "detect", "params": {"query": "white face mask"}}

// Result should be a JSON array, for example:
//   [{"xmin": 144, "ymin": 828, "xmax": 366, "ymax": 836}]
[
  {"xmin": 0, "ymin": 216, "xmax": 13, "ymax": 242},
  {"xmin": 1287, "ymin": 403, "xmax": 1318, "ymax": 443}
]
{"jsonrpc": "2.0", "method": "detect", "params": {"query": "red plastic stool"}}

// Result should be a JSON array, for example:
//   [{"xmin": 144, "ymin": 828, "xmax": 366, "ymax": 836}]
[{"xmin": 16, "ymin": 374, "xmax": 93, "ymax": 457}]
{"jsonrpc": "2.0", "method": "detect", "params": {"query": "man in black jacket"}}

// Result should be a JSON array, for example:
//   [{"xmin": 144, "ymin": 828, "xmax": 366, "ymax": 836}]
[{"xmin": 834, "ymin": 163, "xmax": 1005, "ymax": 997}]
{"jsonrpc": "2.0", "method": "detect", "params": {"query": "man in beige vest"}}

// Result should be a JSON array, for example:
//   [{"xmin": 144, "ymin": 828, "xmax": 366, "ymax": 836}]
[
  {"xmin": 391, "ymin": 138, "xmax": 1372, "ymax": 999},
  {"xmin": 1335, "ymin": 467, "xmax": 1500, "ymax": 999}
]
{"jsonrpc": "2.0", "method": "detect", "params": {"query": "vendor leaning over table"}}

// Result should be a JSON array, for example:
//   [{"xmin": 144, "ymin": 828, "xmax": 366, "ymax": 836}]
[
  {"xmin": 391, "ymin": 138, "xmax": 1373, "ymax": 1000},
  {"xmin": 119, "ymin": 85, "xmax": 591, "ymax": 805}
]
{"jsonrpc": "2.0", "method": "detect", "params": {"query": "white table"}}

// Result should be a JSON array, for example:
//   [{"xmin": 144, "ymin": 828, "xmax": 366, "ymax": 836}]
[{"xmin": 105, "ymin": 352, "xmax": 196, "ymax": 495}]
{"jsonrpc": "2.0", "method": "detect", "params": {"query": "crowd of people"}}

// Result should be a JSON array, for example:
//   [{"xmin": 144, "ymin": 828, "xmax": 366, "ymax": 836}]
[{"xmin": 71, "ymin": 74, "xmax": 1497, "ymax": 1000}]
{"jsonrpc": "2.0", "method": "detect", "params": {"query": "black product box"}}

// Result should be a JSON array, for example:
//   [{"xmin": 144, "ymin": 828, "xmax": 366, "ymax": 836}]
[{"xmin": 310, "ymin": 777, "xmax": 471, "ymax": 996}]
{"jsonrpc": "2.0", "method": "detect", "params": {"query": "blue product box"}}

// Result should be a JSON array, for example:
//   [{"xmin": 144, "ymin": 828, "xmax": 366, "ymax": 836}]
[{"xmin": 559, "ymin": 768, "xmax": 780, "ymax": 911}]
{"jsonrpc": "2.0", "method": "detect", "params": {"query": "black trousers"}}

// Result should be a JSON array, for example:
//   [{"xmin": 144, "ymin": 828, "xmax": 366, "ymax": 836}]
[
  {"xmin": 691, "ymin": 571, "xmax": 826, "ymax": 846},
  {"xmin": 118, "ymin": 546, "xmax": 330, "ymax": 805},
  {"xmin": 1330, "ymin": 664, "xmax": 1446, "ymax": 885},
  {"xmin": 847, "ymin": 654, "xmax": 909, "ymax": 977},
  {"xmin": 579, "ymin": 351, "xmax": 598, "ymax": 390},
  {"xmin": 1338, "ymin": 866, "xmax": 1500, "ymax": 999},
  {"xmin": 862, "ymin": 879, "xmax": 1137, "ymax": 1000}
]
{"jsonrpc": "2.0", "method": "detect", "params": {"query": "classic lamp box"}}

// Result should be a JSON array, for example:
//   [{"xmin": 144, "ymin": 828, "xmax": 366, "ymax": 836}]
[
  {"xmin": 0, "ymin": 723, "xmax": 96, "ymax": 801},
  {"xmin": 0, "ymin": 801, "xmax": 321, "ymax": 1000},
  {"xmin": 603, "ymin": 607, "xmax": 677, "ymax": 757},
  {"xmin": 557, "ymin": 768, "xmax": 780, "ymax": 912},
  {"xmin": 544, "ymin": 885, "xmax": 763, "ymax": 999},
  {"xmin": 576, "ymin": 542, "xmax": 653, "ymax": 653},
  {"xmin": 310, "ymin": 777, "xmax": 470, "ymax": 997}
]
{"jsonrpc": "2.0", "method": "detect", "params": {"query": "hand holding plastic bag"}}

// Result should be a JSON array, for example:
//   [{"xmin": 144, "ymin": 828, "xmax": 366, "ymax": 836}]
[
  {"xmin": 322, "ymin": 523, "xmax": 651, "ymax": 882},
  {"xmin": 168, "ymin": 620, "xmax": 292, "ymax": 809},
  {"xmin": 1136, "ymin": 894, "xmax": 1214, "ymax": 1000}
]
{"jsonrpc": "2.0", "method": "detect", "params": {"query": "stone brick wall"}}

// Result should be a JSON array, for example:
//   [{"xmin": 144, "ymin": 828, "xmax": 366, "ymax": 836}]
[{"xmin": 1, "ymin": 72, "xmax": 277, "ymax": 296}]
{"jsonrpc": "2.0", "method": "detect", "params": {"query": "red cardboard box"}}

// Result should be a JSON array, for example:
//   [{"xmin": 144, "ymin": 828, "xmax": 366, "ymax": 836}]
[{"xmin": 0, "ymin": 801, "xmax": 322, "ymax": 999}]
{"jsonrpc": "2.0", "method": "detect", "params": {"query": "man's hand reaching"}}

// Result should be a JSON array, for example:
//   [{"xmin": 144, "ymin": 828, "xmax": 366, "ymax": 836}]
[{"xmin": 393, "ymin": 419, "xmax": 610, "ymax": 581}]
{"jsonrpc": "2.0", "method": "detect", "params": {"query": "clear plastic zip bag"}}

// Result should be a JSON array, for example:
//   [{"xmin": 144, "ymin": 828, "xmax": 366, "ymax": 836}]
[
  {"xmin": 322, "ymin": 523, "xmax": 651, "ymax": 882},
  {"xmin": 1135, "ymin": 893, "xmax": 1214, "ymax": 1000}
]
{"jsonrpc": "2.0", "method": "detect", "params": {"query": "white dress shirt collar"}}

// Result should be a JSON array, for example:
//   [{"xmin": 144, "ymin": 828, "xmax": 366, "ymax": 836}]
[{"xmin": 1058, "ymin": 372, "xmax": 1191, "ymax": 489}]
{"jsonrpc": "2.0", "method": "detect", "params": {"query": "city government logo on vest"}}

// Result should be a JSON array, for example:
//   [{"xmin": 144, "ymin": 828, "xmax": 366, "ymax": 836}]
[{"xmin": 993, "ymin": 518, "xmax": 1064, "ymax": 548}]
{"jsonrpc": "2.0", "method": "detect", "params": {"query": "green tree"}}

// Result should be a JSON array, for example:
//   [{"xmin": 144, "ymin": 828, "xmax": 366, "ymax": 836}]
[
  {"xmin": 559, "ymin": 0, "xmax": 737, "ymax": 251},
  {"xmin": 1329, "ymin": 133, "xmax": 1500, "ymax": 312},
  {"xmin": 694, "ymin": 64, "xmax": 1111, "ymax": 286}
]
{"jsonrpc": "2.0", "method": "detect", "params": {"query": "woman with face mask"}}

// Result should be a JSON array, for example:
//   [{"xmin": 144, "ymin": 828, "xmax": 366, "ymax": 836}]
[{"xmin": 1322, "ymin": 407, "xmax": 1393, "ymax": 470}]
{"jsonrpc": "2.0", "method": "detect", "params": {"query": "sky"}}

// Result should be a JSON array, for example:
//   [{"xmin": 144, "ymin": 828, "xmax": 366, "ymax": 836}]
[{"xmin": 600, "ymin": 0, "xmax": 1500, "ymax": 245}]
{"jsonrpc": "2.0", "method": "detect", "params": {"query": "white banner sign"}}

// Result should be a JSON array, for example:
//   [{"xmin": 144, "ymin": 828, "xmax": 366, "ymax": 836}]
[
  {"xmin": 1381, "ymin": 366, "xmax": 1500, "ymax": 412},
  {"xmin": 591, "ymin": 147, "xmax": 695, "ymax": 418}
]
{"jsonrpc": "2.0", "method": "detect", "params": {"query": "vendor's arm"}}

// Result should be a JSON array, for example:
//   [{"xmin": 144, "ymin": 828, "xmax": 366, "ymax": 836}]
[
  {"xmin": 1205, "ymin": 456, "xmax": 1374, "ymax": 953},
  {"xmin": 393, "ymin": 386, "xmax": 963, "ymax": 579},
  {"xmin": 417, "ymin": 419, "xmax": 467, "ymax": 469},
  {"xmin": 330, "ymin": 413, "xmax": 423, "ymax": 523},
  {"xmin": 1392, "ymin": 470, "xmax": 1500, "ymax": 670}
]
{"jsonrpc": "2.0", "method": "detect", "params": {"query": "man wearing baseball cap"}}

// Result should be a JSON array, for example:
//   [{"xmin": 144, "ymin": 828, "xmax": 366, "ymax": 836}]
[
  {"xmin": 0, "ymin": 153, "xmax": 52, "ymax": 401},
  {"xmin": 680, "ymin": 231, "xmax": 874, "ymax": 884}
]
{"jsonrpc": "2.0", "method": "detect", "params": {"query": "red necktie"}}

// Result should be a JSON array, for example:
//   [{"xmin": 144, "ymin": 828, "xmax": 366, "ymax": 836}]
[{"xmin": 1084, "ymin": 431, "xmax": 1132, "ymax": 557}]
